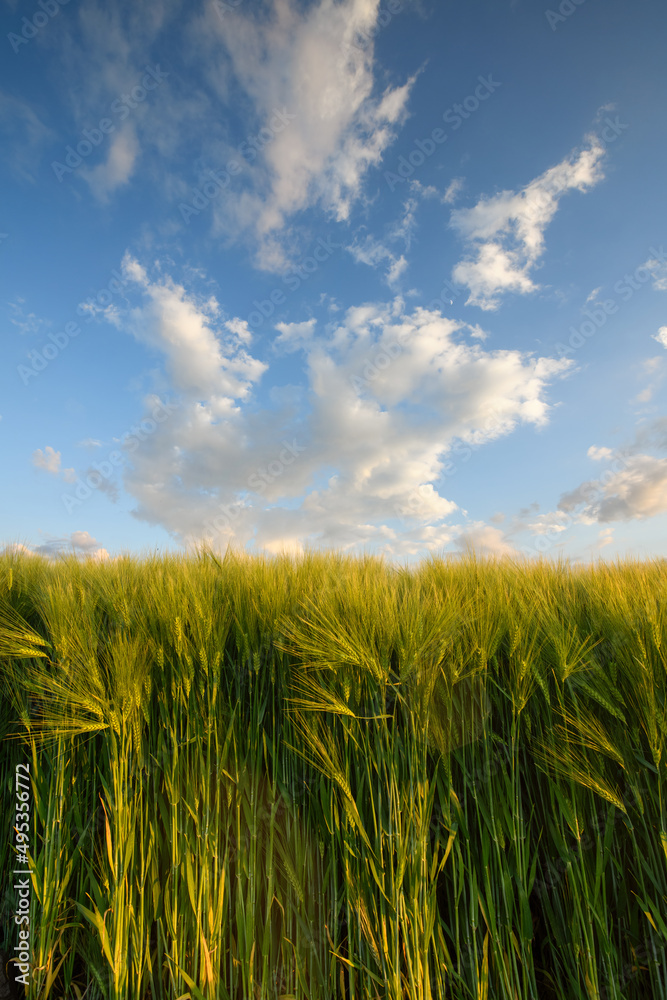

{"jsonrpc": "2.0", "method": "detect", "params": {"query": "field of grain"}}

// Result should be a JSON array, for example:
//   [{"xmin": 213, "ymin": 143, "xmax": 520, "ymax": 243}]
[{"xmin": 1, "ymin": 546, "xmax": 666, "ymax": 1000}]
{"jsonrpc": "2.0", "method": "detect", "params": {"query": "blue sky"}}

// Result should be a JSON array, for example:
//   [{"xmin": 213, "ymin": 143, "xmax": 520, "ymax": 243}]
[{"xmin": 2, "ymin": 0, "xmax": 666, "ymax": 565}]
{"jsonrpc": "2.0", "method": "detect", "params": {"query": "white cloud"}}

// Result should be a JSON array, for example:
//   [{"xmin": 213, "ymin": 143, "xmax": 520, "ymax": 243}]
[
  {"xmin": 114, "ymin": 252, "xmax": 269, "ymax": 402},
  {"xmin": 386, "ymin": 255, "xmax": 408, "ymax": 286},
  {"xmin": 105, "ymin": 257, "xmax": 575, "ymax": 561},
  {"xmin": 525, "ymin": 510, "xmax": 571, "ymax": 536},
  {"xmin": 452, "ymin": 243, "xmax": 537, "ymax": 310},
  {"xmin": 273, "ymin": 319, "xmax": 317, "ymax": 354},
  {"xmin": 449, "ymin": 136, "xmax": 606, "ymax": 310},
  {"xmin": 634, "ymin": 349, "xmax": 666, "ymax": 406},
  {"xmin": 587, "ymin": 445, "xmax": 613, "ymax": 461},
  {"xmin": 466, "ymin": 323, "xmax": 489, "ymax": 341},
  {"xmin": 46, "ymin": 0, "xmax": 414, "ymax": 266},
  {"xmin": 38, "ymin": 4, "xmax": 182, "ymax": 207},
  {"xmin": 82, "ymin": 128, "xmax": 140, "ymax": 202},
  {"xmin": 70, "ymin": 531, "xmax": 109, "ymax": 559},
  {"xmin": 32, "ymin": 445, "xmax": 78, "ymax": 484},
  {"xmin": 642, "ymin": 357, "xmax": 663, "ymax": 374},
  {"xmin": 203, "ymin": 0, "xmax": 416, "ymax": 269},
  {"xmin": 387, "ymin": 197, "xmax": 418, "ymax": 250},
  {"xmin": 559, "ymin": 453, "xmax": 667, "ymax": 522},
  {"xmin": 443, "ymin": 177, "xmax": 464, "ymax": 204},
  {"xmin": 646, "ymin": 256, "xmax": 667, "ymax": 291},
  {"xmin": 585, "ymin": 286, "xmax": 603, "ymax": 304},
  {"xmin": 596, "ymin": 527, "xmax": 614, "ymax": 549},
  {"xmin": 223, "ymin": 317, "xmax": 254, "ymax": 346},
  {"xmin": 345, "ymin": 199, "xmax": 416, "ymax": 287},
  {"xmin": 346, "ymin": 234, "xmax": 392, "ymax": 268},
  {"xmin": 30, "ymin": 531, "xmax": 110, "ymax": 560},
  {"xmin": 554, "ymin": 424, "xmax": 667, "ymax": 525},
  {"xmin": 408, "ymin": 179, "xmax": 439, "ymax": 200},
  {"xmin": 1, "ymin": 543, "xmax": 35, "ymax": 557},
  {"xmin": 32, "ymin": 446, "xmax": 62, "ymax": 475},
  {"xmin": 653, "ymin": 326, "xmax": 667, "ymax": 348},
  {"xmin": 345, "ymin": 234, "xmax": 408, "ymax": 287},
  {"xmin": 9, "ymin": 300, "xmax": 44, "ymax": 336},
  {"xmin": 454, "ymin": 522, "xmax": 521, "ymax": 558}
]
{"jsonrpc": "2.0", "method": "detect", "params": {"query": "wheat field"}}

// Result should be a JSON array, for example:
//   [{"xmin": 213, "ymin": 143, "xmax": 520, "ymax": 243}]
[{"xmin": 1, "ymin": 545, "xmax": 666, "ymax": 999}]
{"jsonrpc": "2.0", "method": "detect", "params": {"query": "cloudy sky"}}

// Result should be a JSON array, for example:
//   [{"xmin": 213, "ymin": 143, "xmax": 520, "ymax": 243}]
[{"xmin": 2, "ymin": 0, "xmax": 666, "ymax": 564}]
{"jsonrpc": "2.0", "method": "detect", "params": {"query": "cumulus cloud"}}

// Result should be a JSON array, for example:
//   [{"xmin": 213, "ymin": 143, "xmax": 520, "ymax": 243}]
[
  {"xmin": 529, "ymin": 420, "xmax": 667, "ymax": 530},
  {"xmin": 449, "ymin": 135, "xmax": 606, "ymax": 309},
  {"xmin": 30, "ymin": 531, "xmax": 109, "ymax": 560},
  {"xmin": 273, "ymin": 319, "xmax": 317, "ymax": 355},
  {"xmin": 465, "ymin": 323, "xmax": 489, "ymax": 341},
  {"xmin": 1, "ymin": 543, "xmax": 35, "ymax": 557},
  {"xmin": 100, "ymin": 256, "xmax": 575, "ymax": 561},
  {"xmin": 32, "ymin": 445, "xmax": 77, "ymax": 482},
  {"xmin": 558, "ymin": 453, "xmax": 667, "ymax": 523},
  {"xmin": 587, "ymin": 445, "xmax": 613, "ymax": 461},
  {"xmin": 108, "ymin": 252, "xmax": 269, "ymax": 402},
  {"xmin": 32, "ymin": 446, "xmax": 62, "ymax": 475},
  {"xmin": 454, "ymin": 523, "xmax": 522, "ymax": 558},
  {"xmin": 203, "ymin": 0, "xmax": 416, "ymax": 269},
  {"xmin": 653, "ymin": 326, "xmax": 667, "ymax": 348},
  {"xmin": 524, "ymin": 510, "xmax": 571, "ymax": 536}
]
